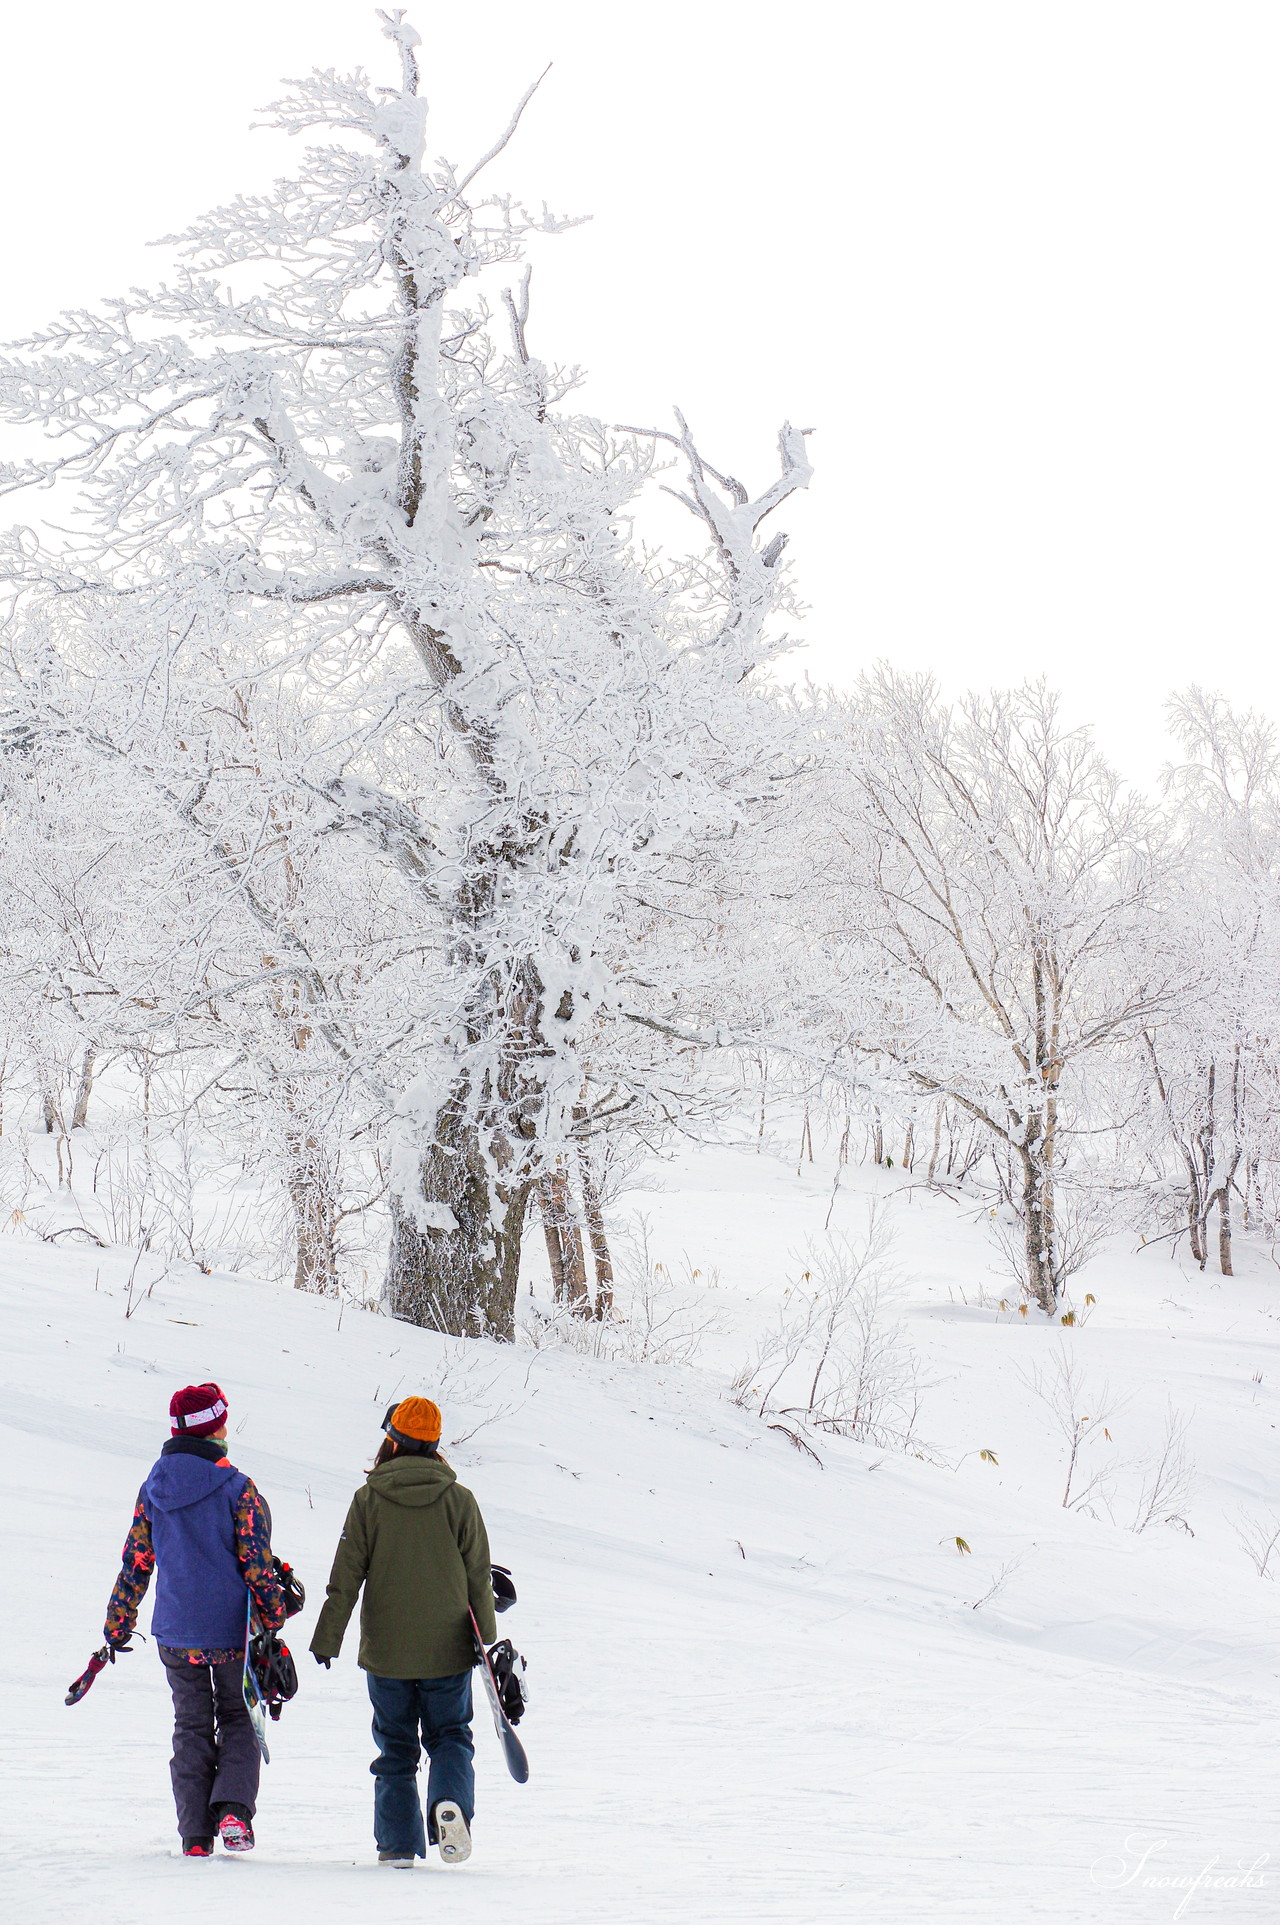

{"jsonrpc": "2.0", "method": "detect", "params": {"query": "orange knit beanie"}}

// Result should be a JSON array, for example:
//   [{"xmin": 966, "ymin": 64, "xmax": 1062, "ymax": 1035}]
[{"xmin": 390, "ymin": 1396, "xmax": 442, "ymax": 1444}]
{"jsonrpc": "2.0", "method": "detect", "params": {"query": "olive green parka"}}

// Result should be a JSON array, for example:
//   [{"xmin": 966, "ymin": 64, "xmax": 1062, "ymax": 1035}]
[{"xmin": 310, "ymin": 1455, "xmax": 497, "ymax": 1678}]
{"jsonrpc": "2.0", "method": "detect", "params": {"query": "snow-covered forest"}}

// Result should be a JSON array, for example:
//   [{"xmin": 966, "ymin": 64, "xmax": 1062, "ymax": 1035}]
[
  {"xmin": 2, "ymin": 15, "xmax": 1279, "ymax": 1337},
  {"xmin": 2, "ymin": 11, "xmax": 1278, "ymax": 1923}
]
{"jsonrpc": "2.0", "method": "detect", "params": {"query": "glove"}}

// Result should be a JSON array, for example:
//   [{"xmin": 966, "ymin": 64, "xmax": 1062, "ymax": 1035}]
[
  {"xmin": 314, "ymin": 1654, "xmax": 331, "ymax": 1669},
  {"xmin": 105, "ymin": 1634, "xmax": 135, "ymax": 1661}
]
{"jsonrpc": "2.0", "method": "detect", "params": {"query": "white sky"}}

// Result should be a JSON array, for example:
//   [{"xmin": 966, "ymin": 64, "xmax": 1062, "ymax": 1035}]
[{"xmin": 3, "ymin": 0, "xmax": 1279, "ymax": 790}]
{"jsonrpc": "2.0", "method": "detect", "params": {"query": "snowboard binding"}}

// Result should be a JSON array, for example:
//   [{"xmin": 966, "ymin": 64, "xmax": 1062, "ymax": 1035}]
[
  {"xmin": 248, "ymin": 1625, "xmax": 299, "ymax": 1722},
  {"xmin": 272, "ymin": 1556, "xmax": 306, "ymax": 1619},
  {"xmin": 484, "ymin": 1567, "xmax": 526, "ymax": 1719},
  {"xmin": 486, "ymin": 1638, "xmax": 529, "ymax": 1724}
]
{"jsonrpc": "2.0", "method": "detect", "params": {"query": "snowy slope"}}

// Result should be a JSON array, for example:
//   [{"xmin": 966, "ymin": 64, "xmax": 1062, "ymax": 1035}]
[{"xmin": 1, "ymin": 1143, "xmax": 1277, "ymax": 1924}]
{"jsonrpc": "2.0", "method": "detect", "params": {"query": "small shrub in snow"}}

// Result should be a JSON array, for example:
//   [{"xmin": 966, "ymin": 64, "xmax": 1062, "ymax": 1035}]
[
  {"xmin": 1021, "ymin": 1352, "xmax": 1197, "ymax": 1531},
  {"xmin": 1020, "ymin": 1346, "xmax": 1129, "ymax": 1514},
  {"xmin": 373, "ymin": 1332, "xmax": 529, "ymax": 1449},
  {"xmin": 522, "ymin": 1218, "xmax": 723, "ymax": 1366},
  {"xmin": 1231, "ymin": 1505, "xmax": 1280, "ymax": 1579},
  {"xmin": 730, "ymin": 1201, "xmax": 924, "ymax": 1452},
  {"xmin": 968, "ymin": 1552, "xmax": 1028, "ymax": 1612},
  {"xmin": 1129, "ymin": 1404, "xmax": 1196, "ymax": 1535}
]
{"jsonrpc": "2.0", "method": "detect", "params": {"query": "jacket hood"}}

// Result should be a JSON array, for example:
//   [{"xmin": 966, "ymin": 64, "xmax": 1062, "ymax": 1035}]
[
  {"xmin": 145, "ymin": 1453, "xmax": 239, "ymax": 1513},
  {"xmin": 366, "ymin": 1455, "xmax": 458, "ymax": 1508}
]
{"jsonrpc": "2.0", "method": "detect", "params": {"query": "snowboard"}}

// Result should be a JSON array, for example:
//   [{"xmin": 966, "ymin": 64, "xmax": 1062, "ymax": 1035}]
[
  {"xmin": 242, "ymin": 1601, "xmax": 271, "ymax": 1765},
  {"xmin": 469, "ymin": 1606, "xmax": 529, "ymax": 1784}
]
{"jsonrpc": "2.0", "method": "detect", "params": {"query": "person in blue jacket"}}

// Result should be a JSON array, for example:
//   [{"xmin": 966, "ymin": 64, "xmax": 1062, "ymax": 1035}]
[{"xmin": 103, "ymin": 1381, "xmax": 285, "ymax": 1857}]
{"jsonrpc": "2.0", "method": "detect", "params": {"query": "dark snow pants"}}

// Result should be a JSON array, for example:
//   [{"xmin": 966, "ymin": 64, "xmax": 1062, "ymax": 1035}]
[
  {"xmin": 366, "ymin": 1669, "xmax": 475, "ymax": 1857},
  {"xmin": 159, "ymin": 1647, "xmax": 260, "ymax": 1838}
]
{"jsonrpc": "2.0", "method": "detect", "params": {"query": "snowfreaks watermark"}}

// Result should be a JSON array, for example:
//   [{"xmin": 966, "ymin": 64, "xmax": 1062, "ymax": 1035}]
[{"xmin": 1091, "ymin": 1836, "xmax": 1269, "ymax": 1918}]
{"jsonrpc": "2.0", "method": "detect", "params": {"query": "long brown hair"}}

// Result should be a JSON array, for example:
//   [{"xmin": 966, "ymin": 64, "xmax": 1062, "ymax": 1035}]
[{"xmin": 370, "ymin": 1437, "xmax": 448, "ymax": 1470}]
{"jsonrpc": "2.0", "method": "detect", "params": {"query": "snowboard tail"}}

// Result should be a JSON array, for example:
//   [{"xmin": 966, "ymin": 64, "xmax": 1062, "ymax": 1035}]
[
  {"xmin": 242, "ymin": 1601, "xmax": 271, "ymax": 1764},
  {"xmin": 242, "ymin": 1583, "xmax": 301, "ymax": 1764},
  {"xmin": 469, "ymin": 1606, "xmax": 529, "ymax": 1784}
]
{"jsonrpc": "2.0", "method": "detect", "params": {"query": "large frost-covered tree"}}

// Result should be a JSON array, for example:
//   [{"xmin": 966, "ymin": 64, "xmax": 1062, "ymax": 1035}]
[{"xmin": 0, "ymin": 11, "xmax": 810, "ymax": 1337}]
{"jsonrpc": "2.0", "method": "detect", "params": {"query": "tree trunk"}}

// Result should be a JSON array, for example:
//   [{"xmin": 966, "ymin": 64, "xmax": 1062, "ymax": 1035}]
[
  {"xmin": 1217, "ymin": 1185, "xmax": 1234, "ymax": 1276},
  {"xmin": 1192, "ymin": 1061, "xmax": 1216, "ymax": 1270},
  {"xmin": 926, "ymin": 1103, "xmax": 943, "ymax": 1186},
  {"xmin": 1197, "ymin": 1051, "xmax": 1243, "ymax": 1277},
  {"xmin": 1218, "ymin": 1043, "xmax": 1242, "ymax": 1275},
  {"xmin": 385, "ymin": 1094, "xmax": 531, "ymax": 1340},
  {"xmin": 577, "ymin": 1143, "xmax": 615, "ymax": 1318},
  {"xmin": 287, "ymin": 1131, "xmax": 339, "ymax": 1295},
  {"xmin": 1143, "ymin": 1032, "xmax": 1209, "ymax": 1266},
  {"xmin": 539, "ymin": 1169, "xmax": 589, "ymax": 1309},
  {"xmin": 1020, "ymin": 1135, "xmax": 1058, "ymax": 1315},
  {"xmin": 71, "ymin": 1046, "xmax": 98, "ymax": 1130},
  {"xmin": 1184, "ymin": 1150, "xmax": 1207, "ymax": 1268},
  {"xmin": 538, "ymin": 1175, "xmax": 568, "ymax": 1301}
]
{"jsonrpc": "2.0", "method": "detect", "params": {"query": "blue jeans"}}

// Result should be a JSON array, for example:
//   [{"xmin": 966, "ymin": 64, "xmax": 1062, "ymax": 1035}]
[{"xmin": 367, "ymin": 1669, "xmax": 475, "ymax": 1856}]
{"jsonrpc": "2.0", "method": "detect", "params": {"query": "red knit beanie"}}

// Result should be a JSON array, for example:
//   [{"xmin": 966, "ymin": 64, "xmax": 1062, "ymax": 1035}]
[{"xmin": 170, "ymin": 1382, "xmax": 228, "ymax": 1438}]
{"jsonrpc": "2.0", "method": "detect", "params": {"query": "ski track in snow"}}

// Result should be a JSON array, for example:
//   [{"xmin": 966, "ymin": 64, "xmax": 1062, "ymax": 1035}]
[{"xmin": 1, "ymin": 1143, "xmax": 1277, "ymax": 1922}]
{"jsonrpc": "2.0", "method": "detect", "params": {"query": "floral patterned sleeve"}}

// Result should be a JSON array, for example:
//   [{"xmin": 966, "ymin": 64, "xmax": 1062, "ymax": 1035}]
[
  {"xmin": 104, "ymin": 1495, "xmax": 154, "ymax": 1645},
  {"xmin": 235, "ymin": 1478, "xmax": 285, "ymax": 1632}
]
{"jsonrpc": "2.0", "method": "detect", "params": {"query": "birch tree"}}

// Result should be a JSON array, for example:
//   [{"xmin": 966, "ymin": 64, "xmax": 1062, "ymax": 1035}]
[
  {"xmin": 805, "ymin": 674, "xmax": 1173, "ymax": 1313},
  {"xmin": 1141, "ymin": 688, "xmax": 1280, "ymax": 1271}
]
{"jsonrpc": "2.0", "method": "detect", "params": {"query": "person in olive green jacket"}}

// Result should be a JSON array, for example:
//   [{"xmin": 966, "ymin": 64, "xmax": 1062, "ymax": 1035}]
[{"xmin": 310, "ymin": 1395, "xmax": 498, "ymax": 1868}]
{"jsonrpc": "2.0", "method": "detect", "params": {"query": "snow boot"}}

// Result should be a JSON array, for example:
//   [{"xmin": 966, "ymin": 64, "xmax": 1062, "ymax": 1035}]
[
  {"xmin": 432, "ymin": 1802, "xmax": 471, "ymax": 1865},
  {"xmin": 378, "ymin": 1849, "xmax": 415, "ymax": 1868},
  {"xmin": 214, "ymin": 1803, "xmax": 255, "ymax": 1852},
  {"xmin": 182, "ymin": 1837, "xmax": 214, "ymax": 1857}
]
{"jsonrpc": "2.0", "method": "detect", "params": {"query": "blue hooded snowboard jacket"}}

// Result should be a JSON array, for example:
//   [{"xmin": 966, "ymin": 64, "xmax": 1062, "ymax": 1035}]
[{"xmin": 140, "ymin": 1449, "xmax": 252, "ymax": 1648}]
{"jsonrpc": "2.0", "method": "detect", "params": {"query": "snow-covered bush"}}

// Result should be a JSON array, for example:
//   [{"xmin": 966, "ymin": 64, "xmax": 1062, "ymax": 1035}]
[
  {"xmin": 730, "ymin": 1202, "xmax": 924, "ymax": 1451},
  {"xmin": 523, "ymin": 1217, "xmax": 723, "ymax": 1366}
]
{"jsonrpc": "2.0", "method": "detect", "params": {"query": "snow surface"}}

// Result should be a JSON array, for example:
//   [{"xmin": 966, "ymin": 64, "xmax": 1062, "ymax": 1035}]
[{"xmin": 1, "ymin": 1142, "xmax": 1277, "ymax": 1922}]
